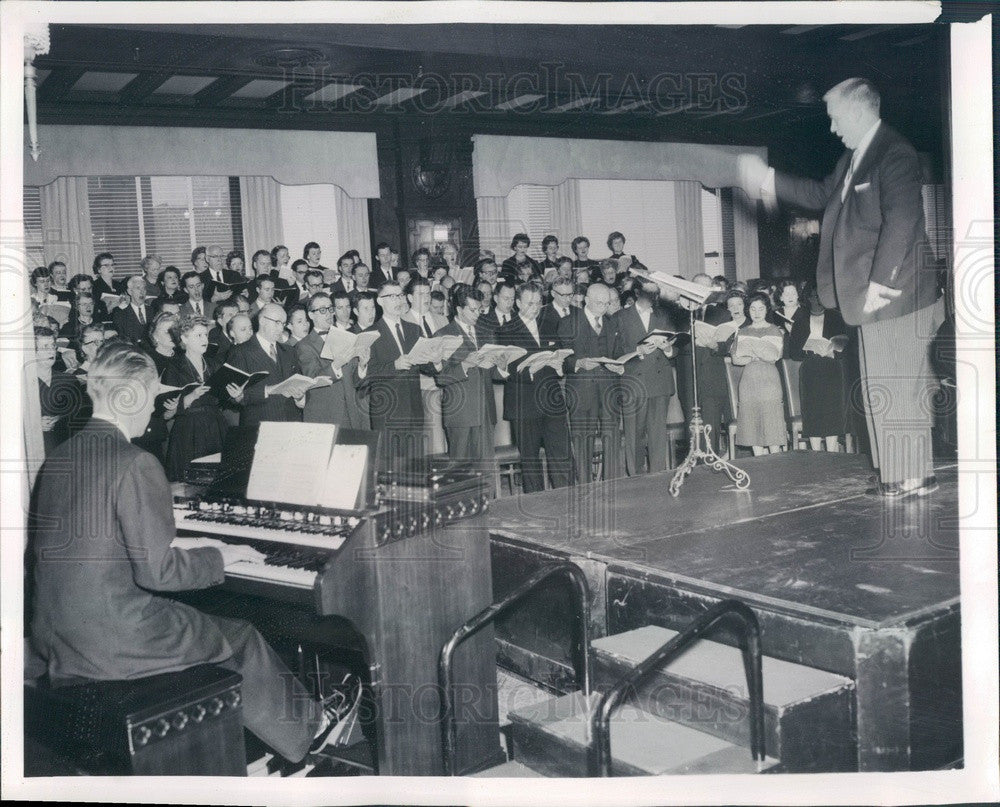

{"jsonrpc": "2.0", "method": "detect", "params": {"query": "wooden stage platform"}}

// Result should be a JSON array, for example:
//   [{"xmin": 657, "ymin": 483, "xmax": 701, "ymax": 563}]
[{"xmin": 487, "ymin": 452, "xmax": 961, "ymax": 772}]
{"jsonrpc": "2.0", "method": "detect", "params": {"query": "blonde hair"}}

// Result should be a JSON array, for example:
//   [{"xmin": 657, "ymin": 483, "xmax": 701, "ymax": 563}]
[{"xmin": 823, "ymin": 78, "xmax": 880, "ymax": 115}]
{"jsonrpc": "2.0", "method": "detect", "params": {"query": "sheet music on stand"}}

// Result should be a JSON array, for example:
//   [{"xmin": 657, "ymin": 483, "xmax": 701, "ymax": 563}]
[{"xmin": 245, "ymin": 422, "xmax": 369, "ymax": 511}]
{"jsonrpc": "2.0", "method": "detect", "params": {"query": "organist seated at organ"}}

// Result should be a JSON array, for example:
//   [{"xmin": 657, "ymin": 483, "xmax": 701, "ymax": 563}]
[{"xmin": 26, "ymin": 341, "xmax": 360, "ymax": 768}]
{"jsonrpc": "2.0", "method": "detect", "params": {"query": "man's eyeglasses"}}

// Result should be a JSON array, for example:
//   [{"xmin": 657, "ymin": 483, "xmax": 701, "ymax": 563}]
[
  {"xmin": 379, "ymin": 293, "xmax": 404, "ymax": 300},
  {"xmin": 309, "ymin": 306, "xmax": 334, "ymax": 315},
  {"xmin": 82, "ymin": 339, "xmax": 103, "ymax": 347},
  {"xmin": 260, "ymin": 315, "xmax": 287, "ymax": 326}
]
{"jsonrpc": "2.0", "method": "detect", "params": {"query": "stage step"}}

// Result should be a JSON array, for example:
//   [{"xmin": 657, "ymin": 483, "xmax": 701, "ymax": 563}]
[
  {"xmin": 592, "ymin": 625, "xmax": 856, "ymax": 772},
  {"xmin": 507, "ymin": 691, "xmax": 778, "ymax": 777}
]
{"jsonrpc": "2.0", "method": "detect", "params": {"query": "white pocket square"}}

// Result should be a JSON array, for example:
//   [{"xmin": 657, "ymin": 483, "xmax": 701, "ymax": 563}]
[{"xmin": 854, "ymin": 182, "xmax": 871, "ymax": 192}]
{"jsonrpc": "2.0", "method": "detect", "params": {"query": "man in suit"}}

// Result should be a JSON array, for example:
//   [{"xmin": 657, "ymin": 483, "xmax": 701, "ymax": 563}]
[
  {"xmin": 613, "ymin": 281, "xmax": 678, "ymax": 475},
  {"xmin": 362, "ymin": 282, "xmax": 428, "ymax": 469},
  {"xmin": 558, "ymin": 283, "xmax": 626, "ymax": 483},
  {"xmin": 199, "ymin": 244, "xmax": 240, "ymax": 304},
  {"xmin": 435, "ymin": 286, "xmax": 505, "ymax": 479},
  {"xmin": 329, "ymin": 256, "xmax": 356, "ymax": 297},
  {"xmin": 497, "ymin": 282, "xmax": 572, "ymax": 492},
  {"xmin": 740, "ymin": 77, "xmax": 940, "ymax": 498},
  {"xmin": 111, "ymin": 275, "xmax": 154, "ymax": 344},
  {"xmin": 225, "ymin": 302, "xmax": 305, "ymax": 426},
  {"xmin": 352, "ymin": 291, "xmax": 378, "ymax": 333},
  {"xmin": 479, "ymin": 280, "xmax": 516, "ymax": 338},
  {"xmin": 540, "ymin": 278, "xmax": 574, "ymax": 342},
  {"xmin": 296, "ymin": 292, "xmax": 369, "ymax": 429},
  {"xmin": 403, "ymin": 277, "xmax": 450, "ymax": 454},
  {"xmin": 208, "ymin": 298, "xmax": 239, "ymax": 364},
  {"xmin": 372, "ymin": 243, "xmax": 393, "ymax": 289},
  {"xmin": 179, "ymin": 271, "xmax": 215, "ymax": 320},
  {"xmin": 27, "ymin": 342, "xmax": 357, "ymax": 766}
]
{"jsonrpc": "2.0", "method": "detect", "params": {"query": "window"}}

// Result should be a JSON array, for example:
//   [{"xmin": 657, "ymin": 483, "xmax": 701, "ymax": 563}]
[
  {"xmin": 506, "ymin": 185, "xmax": 554, "ymax": 258},
  {"xmin": 88, "ymin": 176, "xmax": 243, "ymax": 277},
  {"xmin": 23, "ymin": 186, "xmax": 44, "ymax": 270}
]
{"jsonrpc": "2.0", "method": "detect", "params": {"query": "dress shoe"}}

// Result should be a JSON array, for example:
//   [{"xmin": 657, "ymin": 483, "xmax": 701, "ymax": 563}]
[
  {"xmin": 900, "ymin": 475, "xmax": 939, "ymax": 498},
  {"xmin": 866, "ymin": 480, "xmax": 902, "ymax": 497},
  {"xmin": 866, "ymin": 476, "xmax": 938, "ymax": 499}
]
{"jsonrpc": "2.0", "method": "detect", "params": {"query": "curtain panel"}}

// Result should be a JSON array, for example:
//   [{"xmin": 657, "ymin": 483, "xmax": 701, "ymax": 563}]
[
  {"xmin": 239, "ymin": 176, "xmax": 284, "ymax": 263},
  {"xmin": 673, "ymin": 180, "xmax": 705, "ymax": 278},
  {"xmin": 333, "ymin": 185, "xmax": 373, "ymax": 267},
  {"xmin": 475, "ymin": 197, "xmax": 510, "ymax": 260},
  {"xmin": 39, "ymin": 177, "xmax": 94, "ymax": 274},
  {"xmin": 552, "ymin": 179, "xmax": 583, "ymax": 248},
  {"xmin": 732, "ymin": 188, "xmax": 761, "ymax": 281}
]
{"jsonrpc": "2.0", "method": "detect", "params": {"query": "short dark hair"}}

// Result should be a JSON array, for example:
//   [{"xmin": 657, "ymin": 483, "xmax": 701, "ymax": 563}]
[
  {"xmin": 30, "ymin": 266, "xmax": 51, "ymax": 286},
  {"xmin": 269, "ymin": 245, "xmax": 288, "ymax": 267},
  {"xmin": 307, "ymin": 292, "xmax": 332, "ymax": 311},
  {"xmin": 745, "ymin": 291, "xmax": 773, "ymax": 319},
  {"xmin": 452, "ymin": 284, "xmax": 484, "ymax": 311},
  {"xmin": 541, "ymin": 235, "xmax": 559, "ymax": 251},
  {"xmin": 430, "ymin": 289, "xmax": 447, "ymax": 304},
  {"xmin": 190, "ymin": 246, "xmax": 206, "ymax": 265},
  {"xmin": 473, "ymin": 258, "xmax": 497, "ymax": 280},
  {"xmin": 255, "ymin": 274, "xmax": 275, "ymax": 290},
  {"xmin": 303, "ymin": 242, "xmax": 320, "ymax": 258},
  {"xmin": 515, "ymin": 280, "xmax": 543, "ymax": 303},
  {"xmin": 291, "ymin": 259, "xmax": 309, "ymax": 274},
  {"xmin": 606, "ymin": 231, "xmax": 625, "ymax": 250},
  {"xmin": 181, "ymin": 270, "xmax": 201, "ymax": 288},
  {"xmin": 353, "ymin": 290, "xmax": 377, "ymax": 309},
  {"xmin": 159, "ymin": 266, "xmax": 181, "ymax": 284},
  {"xmin": 92, "ymin": 252, "xmax": 114, "ymax": 273},
  {"xmin": 571, "ymin": 236, "xmax": 590, "ymax": 252},
  {"xmin": 304, "ymin": 269, "xmax": 324, "ymax": 285},
  {"xmin": 226, "ymin": 250, "xmax": 244, "ymax": 270},
  {"xmin": 214, "ymin": 298, "xmax": 240, "ymax": 321},
  {"xmin": 556, "ymin": 256, "xmax": 574, "ymax": 270},
  {"xmin": 47, "ymin": 260, "xmax": 67, "ymax": 274},
  {"xmin": 723, "ymin": 290, "xmax": 749, "ymax": 317},
  {"xmin": 510, "ymin": 233, "xmax": 530, "ymax": 250},
  {"xmin": 252, "ymin": 249, "xmax": 270, "ymax": 266},
  {"xmin": 68, "ymin": 273, "xmax": 92, "ymax": 291},
  {"xmin": 411, "ymin": 247, "xmax": 431, "ymax": 264},
  {"xmin": 406, "ymin": 276, "xmax": 431, "ymax": 295},
  {"xmin": 375, "ymin": 242, "xmax": 391, "ymax": 254}
]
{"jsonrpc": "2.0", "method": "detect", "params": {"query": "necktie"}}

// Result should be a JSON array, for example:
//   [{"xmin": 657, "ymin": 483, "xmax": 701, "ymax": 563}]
[
  {"xmin": 467, "ymin": 325, "xmax": 477, "ymax": 349},
  {"xmin": 841, "ymin": 151, "xmax": 858, "ymax": 201},
  {"xmin": 395, "ymin": 321, "xmax": 406, "ymax": 351},
  {"xmin": 268, "ymin": 342, "xmax": 277, "ymax": 363},
  {"xmin": 136, "ymin": 306, "xmax": 144, "ymax": 325},
  {"xmin": 594, "ymin": 316, "xmax": 602, "ymax": 336},
  {"xmin": 195, "ymin": 302, "xmax": 202, "ymax": 316},
  {"xmin": 422, "ymin": 317, "xmax": 433, "ymax": 337}
]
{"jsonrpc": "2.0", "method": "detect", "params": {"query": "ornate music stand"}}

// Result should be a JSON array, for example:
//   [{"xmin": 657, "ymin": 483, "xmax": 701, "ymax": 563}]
[{"xmin": 629, "ymin": 269, "xmax": 750, "ymax": 497}]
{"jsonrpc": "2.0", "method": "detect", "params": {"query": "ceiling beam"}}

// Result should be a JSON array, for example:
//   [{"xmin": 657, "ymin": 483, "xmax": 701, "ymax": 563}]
[
  {"xmin": 38, "ymin": 68, "xmax": 87, "ymax": 104},
  {"xmin": 193, "ymin": 76, "xmax": 256, "ymax": 106},
  {"xmin": 117, "ymin": 72, "xmax": 172, "ymax": 105}
]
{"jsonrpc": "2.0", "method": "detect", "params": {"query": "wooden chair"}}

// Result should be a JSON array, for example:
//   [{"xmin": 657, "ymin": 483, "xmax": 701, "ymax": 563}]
[
  {"xmin": 723, "ymin": 358, "xmax": 744, "ymax": 458},
  {"xmin": 778, "ymin": 359, "xmax": 805, "ymax": 450}
]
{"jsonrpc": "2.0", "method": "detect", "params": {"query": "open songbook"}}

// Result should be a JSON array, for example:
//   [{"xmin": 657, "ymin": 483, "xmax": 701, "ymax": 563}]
[
  {"xmin": 693, "ymin": 319, "xmax": 740, "ymax": 348},
  {"xmin": 212, "ymin": 279, "xmax": 250, "ymax": 294},
  {"xmin": 518, "ymin": 348, "xmax": 573, "ymax": 376},
  {"xmin": 461, "ymin": 343, "xmax": 527, "ymax": 369},
  {"xmin": 100, "ymin": 292, "xmax": 124, "ymax": 309},
  {"xmin": 733, "ymin": 331, "xmax": 784, "ymax": 361},
  {"xmin": 405, "ymin": 334, "xmax": 465, "ymax": 364},
  {"xmin": 803, "ymin": 335, "xmax": 849, "ymax": 357},
  {"xmin": 211, "ymin": 364, "xmax": 332, "ymax": 398},
  {"xmin": 320, "ymin": 328, "xmax": 380, "ymax": 370},
  {"xmin": 245, "ymin": 422, "xmax": 369, "ymax": 511},
  {"xmin": 154, "ymin": 381, "xmax": 201, "ymax": 414}
]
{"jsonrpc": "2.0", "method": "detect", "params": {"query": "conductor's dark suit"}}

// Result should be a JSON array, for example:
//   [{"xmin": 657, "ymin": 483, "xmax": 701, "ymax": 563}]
[
  {"xmin": 774, "ymin": 121, "xmax": 940, "ymax": 484},
  {"xmin": 613, "ymin": 303, "xmax": 677, "ymax": 475},
  {"xmin": 295, "ymin": 329, "xmax": 368, "ymax": 429},
  {"xmin": 28, "ymin": 418, "xmax": 322, "ymax": 761},
  {"xmin": 557, "ymin": 307, "xmax": 623, "ymax": 483},
  {"xmin": 225, "ymin": 336, "xmax": 303, "ymax": 427},
  {"xmin": 497, "ymin": 315, "xmax": 571, "ymax": 493}
]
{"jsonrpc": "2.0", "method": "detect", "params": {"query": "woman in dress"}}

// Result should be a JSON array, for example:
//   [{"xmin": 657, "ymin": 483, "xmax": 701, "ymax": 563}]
[
  {"xmin": 500, "ymin": 233, "xmax": 541, "ymax": 284},
  {"xmin": 161, "ymin": 316, "xmax": 231, "ymax": 481},
  {"xmin": 788, "ymin": 283, "xmax": 850, "ymax": 452},
  {"xmin": 731, "ymin": 292, "xmax": 787, "ymax": 455},
  {"xmin": 772, "ymin": 280, "xmax": 806, "ymax": 353},
  {"xmin": 34, "ymin": 326, "xmax": 87, "ymax": 454},
  {"xmin": 60, "ymin": 293, "xmax": 98, "ymax": 344}
]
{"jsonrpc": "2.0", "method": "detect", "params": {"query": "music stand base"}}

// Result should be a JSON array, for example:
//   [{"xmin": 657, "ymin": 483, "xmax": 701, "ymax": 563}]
[{"xmin": 669, "ymin": 412, "xmax": 750, "ymax": 497}]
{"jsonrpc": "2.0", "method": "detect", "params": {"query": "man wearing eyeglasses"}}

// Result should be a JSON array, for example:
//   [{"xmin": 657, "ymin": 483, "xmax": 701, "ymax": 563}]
[
  {"xmin": 540, "ymin": 278, "xmax": 574, "ymax": 344},
  {"xmin": 225, "ymin": 302, "xmax": 305, "ymax": 427},
  {"xmin": 362, "ymin": 282, "xmax": 430, "ymax": 469},
  {"xmin": 199, "ymin": 244, "xmax": 240, "ymax": 304},
  {"xmin": 296, "ymin": 293, "xmax": 369, "ymax": 429}
]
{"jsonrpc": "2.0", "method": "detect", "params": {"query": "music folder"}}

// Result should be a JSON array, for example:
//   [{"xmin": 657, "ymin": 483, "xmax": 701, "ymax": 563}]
[{"xmin": 209, "ymin": 422, "xmax": 380, "ymax": 513}]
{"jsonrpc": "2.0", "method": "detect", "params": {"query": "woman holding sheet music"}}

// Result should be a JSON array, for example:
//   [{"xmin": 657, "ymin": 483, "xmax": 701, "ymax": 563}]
[
  {"xmin": 162, "ymin": 316, "xmax": 239, "ymax": 481},
  {"xmin": 788, "ymin": 283, "xmax": 850, "ymax": 451},
  {"xmin": 730, "ymin": 293, "xmax": 787, "ymax": 455}
]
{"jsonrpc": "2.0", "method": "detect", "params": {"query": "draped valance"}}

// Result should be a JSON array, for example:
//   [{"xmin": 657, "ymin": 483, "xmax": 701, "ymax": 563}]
[
  {"xmin": 24, "ymin": 126, "xmax": 380, "ymax": 198},
  {"xmin": 471, "ymin": 134, "xmax": 765, "ymax": 197}
]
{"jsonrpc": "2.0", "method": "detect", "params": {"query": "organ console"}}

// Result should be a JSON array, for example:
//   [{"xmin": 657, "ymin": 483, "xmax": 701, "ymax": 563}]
[{"xmin": 173, "ymin": 428, "xmax": 503, "ymax": 776}]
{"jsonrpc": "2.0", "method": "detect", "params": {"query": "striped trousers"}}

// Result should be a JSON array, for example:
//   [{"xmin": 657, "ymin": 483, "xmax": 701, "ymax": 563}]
[{"xmin": 856, "ymin": 299, "xmax": 943, "ymax": 484}]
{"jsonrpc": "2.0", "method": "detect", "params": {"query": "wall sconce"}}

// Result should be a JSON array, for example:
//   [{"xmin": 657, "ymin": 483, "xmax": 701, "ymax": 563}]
[{"xmin": 24, "ymin": 24, "xmax": 50, "ymax": 162}]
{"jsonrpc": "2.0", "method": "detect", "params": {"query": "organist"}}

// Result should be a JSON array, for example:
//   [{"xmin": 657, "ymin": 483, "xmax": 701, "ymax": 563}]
[{"xmin": 27, "ymin": 341, "xmax": 359, "ymax": 766}]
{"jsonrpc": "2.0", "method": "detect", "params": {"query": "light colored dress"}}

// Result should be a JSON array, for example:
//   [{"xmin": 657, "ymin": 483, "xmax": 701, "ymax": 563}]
[{"xmin": 734, "ymin": 323, "xmax": 787, "ymax": 446}]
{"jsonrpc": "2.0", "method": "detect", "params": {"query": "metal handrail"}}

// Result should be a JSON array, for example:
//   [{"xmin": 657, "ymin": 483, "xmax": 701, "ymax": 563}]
[
  {"xmin": 438, "ymin": 561, "xmax": 592, "ymax": 776},
  {"xmin": 589, "ymin": 600, "xmax": 765, "ymax": 777}
]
